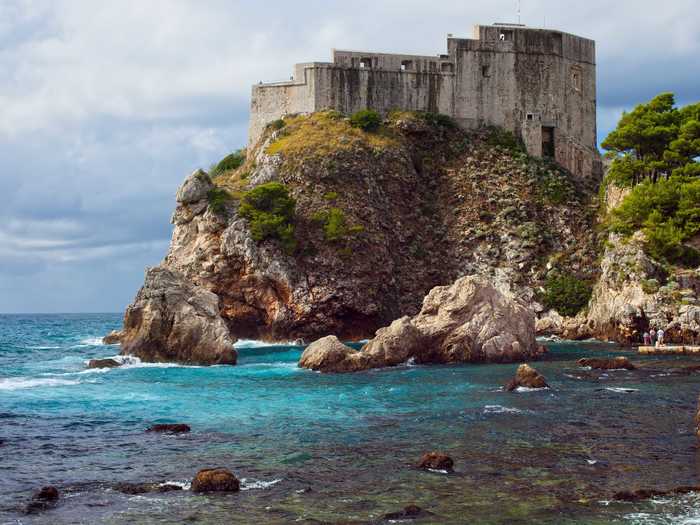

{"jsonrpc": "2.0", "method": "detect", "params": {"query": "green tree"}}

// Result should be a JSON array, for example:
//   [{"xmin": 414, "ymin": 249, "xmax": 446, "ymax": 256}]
[
  {"xmin": 602, "ymin": 93, "xmax": 699, "ymax": 186},
  {"xmin": 350, "ymin": 109, "xmax": 382, "ymax": 132}
]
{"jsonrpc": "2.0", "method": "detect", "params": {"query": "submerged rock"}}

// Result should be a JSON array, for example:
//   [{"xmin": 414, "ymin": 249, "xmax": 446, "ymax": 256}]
[
  {"xmin": 114, "ymin": 482, "xmax": 183, "ymax": 495},
  {"xmin": 120, "ymin": 267, "xmax": 237, "ymax": 366},
  {"xmin": 146, "ymin": 423, "xmax": 191, "ymax": 434},
  {"xmin": 613, "ymin": 485, "xmax": 700, "ymax": 502},
  {"xmin": 298, "ymin": 336, "xmax": 366, "ymax": 373},
  {"xmin": 382, "ymin": 504, "xmax": 429, "ymax": 521},
  {"xmin": 191, "ymin": 468, "xmax": 240, "ymax": 493},
  {"xmin": 25, "ymin": 486, "xmax": 59, "ymax": 514},
  {"xmin": 505, "ymin": 364, "xmax": 548, "ymax": 391},
  {"xmin": 577, "ymin": 357, "xmax": 636, "ymax": 370},
  {"xmin": 299, "ymin": 276, "xmax": 542, "ymax": 373},
  {"xmin": 417, "ymin": 452, "xmax": 454, "ymax": 472},
  {"xmin": 103, "ymin": 330, "xmax": 123, "ymax": 345},
  {"xmin": 87, "ymin": 358, "xmax": 122, "ymax": 369}
]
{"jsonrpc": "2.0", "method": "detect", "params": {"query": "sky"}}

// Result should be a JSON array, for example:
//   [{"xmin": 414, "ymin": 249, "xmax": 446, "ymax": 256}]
[{"xmin": 1, "ymin": 0, "xmax": 698, "ymax": 313}]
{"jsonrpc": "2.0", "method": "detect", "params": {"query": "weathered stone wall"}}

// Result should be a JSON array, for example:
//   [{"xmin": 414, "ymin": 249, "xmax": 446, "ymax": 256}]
[{"xmin": 248, "ymin": 24, "xmax": 600, "ymax": 179}]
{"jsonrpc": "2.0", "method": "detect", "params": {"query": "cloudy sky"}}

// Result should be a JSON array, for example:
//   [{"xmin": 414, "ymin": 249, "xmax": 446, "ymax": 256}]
[{"xmin": 1, "ymin": 0, "xmax": 698, "ymax": 313}]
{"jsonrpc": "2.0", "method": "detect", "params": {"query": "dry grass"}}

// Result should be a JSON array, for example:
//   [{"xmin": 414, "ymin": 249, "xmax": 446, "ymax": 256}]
[{"xmin": 265, "ymin": 111, "xmax": 398, "ymax": 158}]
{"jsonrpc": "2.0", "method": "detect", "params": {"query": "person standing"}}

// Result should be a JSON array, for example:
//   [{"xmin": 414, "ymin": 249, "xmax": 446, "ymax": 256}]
[
  {"xmin": 656, "ymin": 328, "xmax": 665, "ymax": 347},
  {"xmin": 650, "ymin": 328, "xmax": 657, "ymax": 345},
  {"xmin": 643, "ymin": 332, "xmax": 651, "ymax": 346}
]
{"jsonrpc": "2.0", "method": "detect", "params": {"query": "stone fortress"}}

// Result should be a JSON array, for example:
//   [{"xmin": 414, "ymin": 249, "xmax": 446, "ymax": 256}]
[{"xmin": 249, "ymin": 23, "xmax": 600, "ymax": 178}]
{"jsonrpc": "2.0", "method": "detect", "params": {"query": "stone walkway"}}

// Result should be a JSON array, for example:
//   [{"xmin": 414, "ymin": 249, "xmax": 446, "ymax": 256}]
[{"xmin": 638, "ymin": 345, "xmax": 700, "ymax": 355}]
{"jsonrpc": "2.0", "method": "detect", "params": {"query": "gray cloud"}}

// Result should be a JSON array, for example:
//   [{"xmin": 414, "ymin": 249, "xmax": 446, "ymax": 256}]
[{"xmin": 1, "ymin": 0, "xmax": 698, "ymax": 312}]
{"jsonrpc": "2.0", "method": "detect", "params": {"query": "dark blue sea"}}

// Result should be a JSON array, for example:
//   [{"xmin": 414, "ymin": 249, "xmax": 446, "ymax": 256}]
[{"xmin": 2, "ymin": 313, "xmax": 700, "ymax": 524}]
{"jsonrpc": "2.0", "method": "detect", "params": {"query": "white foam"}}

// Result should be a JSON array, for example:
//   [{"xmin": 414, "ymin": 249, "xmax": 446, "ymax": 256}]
[
  {"xmin": 587, "ymin": 459, "xmax": 598, "ymax": 465},
  {"xmin": 515, "ymin": 386, "xmax": 549, "ymax": 393},
  {"xmin": 235, "ymin": 339, "xmax": 301, "ymax": 349},
  {"xmin": 240, "ymin": 478, "xmax": 282, "ymax": 491},
  {"xmin": 81, "ymin": 355, "xmax": 203, "ymax": 370},
  {"xmin": 161, "ymin": 481, "xmax": 191, "ymax": 490},
  {"xmin": 76, "ymin": 337, "xmax": 106, "ymax": 347},
  {"xmin": 483, "ymin": 404, "xmax": 524, "ymax": 414},
  {"xmin": 604, "ymin": 386, "xmax": 639, "ymax": 393},
  {"xmin": 0, "ymin": 377, "xmax": 81, "ymax": 391},
  {"xmin": 426, "ymin": 468, "xmax": 450, "ymax": 474},
  {"xmin": 26, "ymin": 345, "xmax": 62, "ymax": 350}
]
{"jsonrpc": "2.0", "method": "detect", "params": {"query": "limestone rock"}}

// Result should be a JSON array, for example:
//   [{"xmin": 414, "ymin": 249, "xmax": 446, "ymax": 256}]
[
  {"xmin": 191, "ymin": 468, "xmax": 240, "ymax": 493},
  {"xmin": 505, "ymin": 364, "xmax": 548, "ymax": 391},
  {"xmin": 417, "ymin": 452, "xmax": 454, "ymax": 471},
  {"xmin": 176, "ymin": 169, "xmax": 213, "ymax": 204},
  {"xmin": 25, "ymin": 486, "xmax": 59, "ymax": 514},
  {"xmin": 577, "ymin": 357, "xmax": 636, "ymax": 370},
  {"xmin": 120, "ymin": 267, "xmax": 237, "ymax": 365},
  {"xmin": 298, "ymin": 336, "xmax": 366, "ymax": 373},
  {"xmin": 87, "ymin": 358, "xmax": 122, "ymax": 369},
  {"xmin": 114, "ymin": 482, "xmax": 183, "ymax": 495},
  {"xmin": 103, "ymin": 330, "xmax": 123, "ymax": 345}
]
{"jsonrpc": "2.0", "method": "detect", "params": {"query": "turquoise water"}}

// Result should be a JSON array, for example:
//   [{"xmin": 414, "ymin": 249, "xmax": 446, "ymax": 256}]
[{"xmin": 2, "ymin": 314, "xmax": 700, "ymax": 524}]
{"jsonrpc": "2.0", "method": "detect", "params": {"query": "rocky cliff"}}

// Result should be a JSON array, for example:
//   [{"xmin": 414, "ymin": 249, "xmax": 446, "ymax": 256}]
[{"xmin": 119, "ymin": 111, "xmax": 606, "ymax": 362}]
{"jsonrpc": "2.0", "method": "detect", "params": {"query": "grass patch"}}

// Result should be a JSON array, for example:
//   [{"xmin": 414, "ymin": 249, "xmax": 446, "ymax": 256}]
[
  {"xmin": 312, "ymin": 207, "xmax": 364, "ymax": 242},
  {"xmin": 486, "ymin": 127, "xmax": 525, "ymax": 153},
  {"xmin": 210, "ymin": 150, "xmax": 246, "ymax": 177}
]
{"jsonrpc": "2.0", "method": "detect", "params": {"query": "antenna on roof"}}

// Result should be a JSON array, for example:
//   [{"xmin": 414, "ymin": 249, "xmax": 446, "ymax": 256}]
[{"xmin": 517, "ymin": 0, "xmax": 521, "ymax": 24}]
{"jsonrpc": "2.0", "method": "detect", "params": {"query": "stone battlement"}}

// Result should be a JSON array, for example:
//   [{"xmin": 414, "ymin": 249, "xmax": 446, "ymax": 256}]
[{"xmin": 249, "ymin": 23, "xmax": 600, "ymax": 179}]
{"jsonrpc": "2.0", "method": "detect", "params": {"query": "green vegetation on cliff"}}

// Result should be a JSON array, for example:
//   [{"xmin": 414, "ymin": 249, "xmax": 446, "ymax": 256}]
[
  {"xmin": 210, "ymin": 149, "xmax": 246, "ymax": 176},
  {"xmin": 349, "ymin": 109, "xmax": 381, "ymax": 132},
  {"xmin": 239, "ymin": 182, "xmax": 296, "ymax": 253},
  {"xmin": 603, "ymin": 92, "xmax": 700, "ymax": 267},
  {"xmin": 540, "ymin": 273, "xmax": 593, "ymax": 317}
]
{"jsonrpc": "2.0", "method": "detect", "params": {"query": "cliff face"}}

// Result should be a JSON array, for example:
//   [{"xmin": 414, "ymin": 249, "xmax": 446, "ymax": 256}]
[{"xmin": 120, "ymin": 111, "xmax": 603, "ymax": 361}]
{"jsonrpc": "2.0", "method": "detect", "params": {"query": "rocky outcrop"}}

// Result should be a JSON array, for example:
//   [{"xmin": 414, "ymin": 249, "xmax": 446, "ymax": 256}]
[
  {"xmin": 577, "ymin": 357, "xmax": 636, "ymax": 370},
  {"xmin": 146, "ymin": 423, "xmax": 191, "ymax": 433},
  {"xmin": 118, "ymin": 116, "xmax": 601, "ymax": 354},
  {"xmin": 542, "ymin": 232, "xmax": 700, "ymax": 344},
  {"xmin": 120, "ymin": 267, "xmax": 236, "ymax": 365},
  {"xmin": 87, "ymin": 358, "xmax": 122, "ymax": 369},
  {"xmin": 614, "ymin": 486, "xmax": 700, "ymax": 502},
  {"xmin": 114, "ymin": 482, "xmax": 183, "ymax": 495},
  {"xmin": 504, "ymin": 364, "xmax": 548, "ymax": 391},
  {"xmin": 417, "ymin": 452, "xmax": 454, "ymax": 472},
  {"xmin": 299, "ymin": 276, "xmax": 542, "ymax": 373},
  {"xmin": 191, "ymin": 468, "xmax": 240, "ymax": 493},
  {"xmin": 103, "ymin": 330, "xmax": 123, "ymax": 345}
]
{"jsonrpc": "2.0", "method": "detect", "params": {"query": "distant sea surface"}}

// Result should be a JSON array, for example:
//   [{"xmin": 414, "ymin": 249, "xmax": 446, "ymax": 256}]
[{"xmin": 2, "ymin": 313, "xmax": 700, "ymax": 524}]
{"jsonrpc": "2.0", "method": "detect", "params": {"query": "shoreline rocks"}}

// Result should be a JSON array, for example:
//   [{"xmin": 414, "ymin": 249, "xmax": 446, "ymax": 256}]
[
  {"xmin": 25, "ymin": 486, "xmax": 59, "ymax": 514},
  {"xmin": 114, "ymin": 482, "xmax": 183, "ymax": 495},
  {"xmin": 191, "ymin": 468, "xmax": 240, "ymax": 493},
  {"xmin": 103, "ymin": 330, "xmax": 123, "ymax": 345},
  {"xmin": 299, "ymin": 276, "xmax": 543, "ymax": 373},
  {"xmin": 120, "ymin": 267, "xmax": 237, "ymax": 366},
  {"xmin": 87, "ymin": 358, "xmax": 122, "ymax": 369},
  {"xmin": 505, "ymin": 364, "xmax": 548, "ymax": 391}
]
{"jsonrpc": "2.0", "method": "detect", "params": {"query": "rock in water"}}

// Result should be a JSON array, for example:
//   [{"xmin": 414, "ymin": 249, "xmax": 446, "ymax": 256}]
[
  {"xmin": 120, "ymin": 267, "xmax": 237, "ymax": 365},
  {"xmin": 191, "ymin": 468, "xmax": 240, "ymax": 493},
  {"xmin": 417, "ymin": 452, "xmax": 454, "ymax": 471},
  {"xmin": 25, "ymin": 486, "xmax": 59, "ymax": 514},
  {"xmin": 505, "ymin": 364, "xmax": 548, "ymax": 391},
  {"xmin": 298, "ymin": 336, "xmax": 367, "ymax": 373},
  {"xmin": 102, "ymin": 330, "xmax": 123, "ymax": 345},
  {"xmin": 577, "ymin": 357, "xmax": 636, "ymax": 370},
  {"xmin": 87, "ymin": 358, "xmax": 122, "ymax": 369},
  {"xmin": 383, "ymin": 504, "xmax": 427, "ymax": 521},
  {"xmin": 300, "ymin": 276, "xmax": 542, "ymax": 373},
  {"xmin": 146, "ymin": 423, "xmax": 191, "ymax": 433}
]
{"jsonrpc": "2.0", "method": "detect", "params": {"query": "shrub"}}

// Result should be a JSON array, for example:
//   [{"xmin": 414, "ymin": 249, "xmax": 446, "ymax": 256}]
[
  {"xmin": 211, "ymin": 150, "xmax": 246, "ymax": 176},
  {"xmin": 541, "ymin": 273, "xmax": 593, "ymax": 317},
  {"xmin": 239, "ymin": 182, "xmax": 296, "ymax": 253},
  {"xmin": 486, "ymin": 127, "xmax": 524, "ymax": 152},
  {"xmin": 312, "ymin": 207, "xmax": 364, "ymax": 242},
  {"xmin": 536, "ymin": 165, "xmax": 576, "ymax": 205},
  {"xmin": 350, "ymin": 109, "xmax": 382, "ymax": 132},
  {"xmin": 207, "ymin": 188, "xmax": 232, "ymax": 215},
  {"xmin": 323, "ymin": 191, "xmax": 339, "ymax": 201},
  {"xmin": 267, "ymin": 119, "xmax": 286, "ymax": 131},
  {"xmin": 418, "ymin": 112, "xmax": 457, "ymax": 128}
]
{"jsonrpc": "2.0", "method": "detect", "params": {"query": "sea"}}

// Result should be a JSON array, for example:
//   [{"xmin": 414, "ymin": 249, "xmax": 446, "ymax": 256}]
[{"xmin": 2, "ymin": 313, "xmax": 700, "ymax": 524}]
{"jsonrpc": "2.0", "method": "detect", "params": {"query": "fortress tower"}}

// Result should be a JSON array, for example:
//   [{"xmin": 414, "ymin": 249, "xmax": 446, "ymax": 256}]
[{"xmin": 249, "ymin": 23, "xmax": 600, "ymax": 178}]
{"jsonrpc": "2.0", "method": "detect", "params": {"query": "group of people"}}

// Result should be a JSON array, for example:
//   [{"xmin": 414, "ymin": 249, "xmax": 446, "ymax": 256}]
[{"xmin": 642, "ymin": 328, "xmax": 666, "ymax": 347}]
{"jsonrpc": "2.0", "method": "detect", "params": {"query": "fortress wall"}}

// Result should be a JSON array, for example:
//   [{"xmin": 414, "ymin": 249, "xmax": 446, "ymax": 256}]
[
  {"xmin": 248, "ymin": 65, "xmax": 319, "ymax": 147},
  {"xmin": 313, "ymin": 65, "xmax": 454, "ymax": 117}
]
